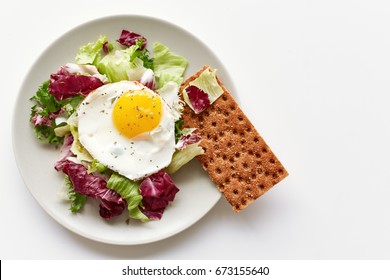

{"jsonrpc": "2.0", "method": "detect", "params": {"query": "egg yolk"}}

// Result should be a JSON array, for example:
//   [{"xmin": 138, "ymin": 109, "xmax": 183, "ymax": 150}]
[{"xmin": 112, "ymin": 90, "xmax": 162, "ymax": 138}]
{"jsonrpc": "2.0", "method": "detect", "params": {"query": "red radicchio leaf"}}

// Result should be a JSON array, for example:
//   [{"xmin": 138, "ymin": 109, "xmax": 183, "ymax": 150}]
[
  {"xmin": 139, "ymin": 170, "xmax": 179, "ymax": 220},
  {"xmin": 54, "ymin": 134, "xmax": 74, "ymax": 171},
  {"xmin": 102, "ymin": 41, "xmax": 110, "ymax": 54},
  {"xmin": 139, "ymin": 69, "xmax": 156, "ymax": 90},
  {"xmin": 185, "ymin": 85, "xmax": 211, "ymax": 114},
  {"xmin": 31, "ymin": 114, "xmax": 52, "ymax": 126},
  {"xmin": 31, "ymin": 108, "xmax": 64, "ymax": 127},
  {"xmin": 54, "ymin": 135, "xmax": 126, "ymax": 219},
  {"xmin": 176, "ymin": 132, "xmax": 202, "ymax": 150},
  {"xmin": 59, "ymin": 160, "xmax": 126, "ymax": 219},
  {"xmin": 117, "ymin": 29, "xmax": 147, "ymax": 49},
  {"xmin": 49, "ymin": 66, "xmax": 104, "ymax": 101}
]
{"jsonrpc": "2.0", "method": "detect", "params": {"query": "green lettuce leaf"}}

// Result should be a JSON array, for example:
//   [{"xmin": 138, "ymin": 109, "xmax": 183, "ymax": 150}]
[
  {"xmin": 88, "ymin": 159, "xmax": 109, "ymax": 174},
  {"xmin": 30, "ymin": 80, "xmax": 83, "ymax": 144},
  {"xmin": 30, "ymin": 80, "xmax": 60, "ymax": 114},
  {"xmin": 64, "ymin": 175, "xmax": 87, "ymax": 213},
  {"xmin": 96, "ymin": 48, "xmax": 133, "ymax": 82},
  {"xmin": 107, "ymin": 173, "xmax": 149, "ymax": 222},
  {"xmin": 69, "ymin": 125, "xmax": 94, "ymax": 163},
  {"xmin": 75, "ymin": 35, "xmax": 107, "ymax": 65},
  {"xmin": 166, "ymin": 143, "xmax": 204, "ymax": 174},
  {"xmin": 78, "ymin": 36, "xmax": 153, "ymax": 83},
  {"xmin": 174, "ymin": 119, "xmax": 185, "ymax": 142},
  {"xmin": 96, "ymin": 46, "xmax": 149, "ymax": 83},
  {"xmin": 131, "ymin": 39, "xmax": 154, "ymax": 70},
  {"xmin": 32, "ymin": 125, "xmax": 63, "ymax": 144},
  {"xmin": 153, "ymin": 42, "xmax": 188, "ymax": 89}
]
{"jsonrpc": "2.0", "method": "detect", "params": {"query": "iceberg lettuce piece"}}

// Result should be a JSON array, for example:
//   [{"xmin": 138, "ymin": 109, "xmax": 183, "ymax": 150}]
[
  {"xmin": 126, "ymin": 57, "xmax": 148, "ymax": 82},
  {"xmin": 96, "ymin": 46, "xmax": 149, "ymax": 83},
  {"xmin": 153, "ymin": 42, "xmax": 188, "ymax": 89},
  {"xmin": 107, "ymin": 173, "xmax": 149, "ymax": 222},
  {"xmin": 88, "ymin": 159, "xmax": 109, "ymax": 174},
  {"xmin": 54, "ymin": 124, "xmax": 70, "ymax": 137},
  {"xmin": 75, "ymin": 35, "xmax": 107, "ymax": 65},
  {"xmin": 166, "ymin": 143, "xmax": 204, "ymax": 174},
  {"xmin": 96, "ymin": 49, "xmax": 132, "ymax": 82},
  {"xmin": 69, "ymin": 125, "xmax": 93, "ymax": 163}
]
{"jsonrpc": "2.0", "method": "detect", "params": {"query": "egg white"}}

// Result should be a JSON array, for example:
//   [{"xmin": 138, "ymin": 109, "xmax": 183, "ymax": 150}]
[{"xmin": 77, "ymin": 80, "xmax": 176, "ymax": 181}]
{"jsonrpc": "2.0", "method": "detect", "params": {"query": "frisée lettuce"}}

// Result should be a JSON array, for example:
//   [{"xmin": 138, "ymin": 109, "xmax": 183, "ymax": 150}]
[
  {"xmin": 30, "ymin": 80, "xmax": 83, "ymax": 144},
  {"xmin": 64, "ymin": 175, "xmax": 87, "ymax": 213}
]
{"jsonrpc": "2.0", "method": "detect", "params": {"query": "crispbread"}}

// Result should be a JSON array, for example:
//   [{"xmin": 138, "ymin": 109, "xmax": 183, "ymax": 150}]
[{"xmin": 180, "ymin": 66, "xmax": 288, "ymax": 212}]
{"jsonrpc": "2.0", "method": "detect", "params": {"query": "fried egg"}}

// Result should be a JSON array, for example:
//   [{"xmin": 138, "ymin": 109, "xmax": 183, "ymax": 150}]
[{"xmin": 77, "ymin": 80, "xmax": 176, "ymax": 180}]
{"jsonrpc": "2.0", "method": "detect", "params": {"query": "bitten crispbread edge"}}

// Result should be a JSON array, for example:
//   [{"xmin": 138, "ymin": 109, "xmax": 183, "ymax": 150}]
[{"xmin": 180, "ymin": 66, "xmax": 288, "ymax": 212}]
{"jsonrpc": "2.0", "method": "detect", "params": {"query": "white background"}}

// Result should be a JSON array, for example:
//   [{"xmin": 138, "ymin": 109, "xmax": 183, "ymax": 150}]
[{"xmin": 2, "ymin": 0, "xmax": 390, "ymax": 259}]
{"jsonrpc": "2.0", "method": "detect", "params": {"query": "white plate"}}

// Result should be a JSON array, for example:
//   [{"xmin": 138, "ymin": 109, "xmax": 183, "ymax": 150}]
[{"xmin": 12, "ymin": 15, "xmax": 236, "ymax": 245}]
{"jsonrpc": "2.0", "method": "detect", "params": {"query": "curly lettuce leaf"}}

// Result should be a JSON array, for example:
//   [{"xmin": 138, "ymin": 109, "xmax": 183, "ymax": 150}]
[
  {"xmin": 130, "ymin": 39, "xmax": 153, "ymax": 70},
  {"xmin": 174, "ymin": 119, "xmax": 185, "ymax": 143},
  {"xmin": 30, "ymin": 81, "xmax": 83, "ymax": 144},
  {"xmin": 55, "ymin": 137, "xmax": 126, "ymax": 220},
  {"xmin": 64, "ymin": 175, "xmax": 87, "ymax": 213},
  {"xmin": 30, "ymin": 80, "xmax": 60, "ymax": 113}
]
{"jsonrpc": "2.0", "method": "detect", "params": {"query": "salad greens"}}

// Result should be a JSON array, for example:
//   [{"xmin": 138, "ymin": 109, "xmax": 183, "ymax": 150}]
[
  {"xmin": 153, "ymin": 42, "xmax": 188, "ymax": 89},
  {"xmin": 182, "ymin": 66, "xmax": 224, "ymax": 114},
  {"xmin": 76, "ymin": 35, "xmax": 155, "ymax": 84},
  {"xmin": 166, "ymin": 143, "xmax": 204, "ymax": 174},
  {"xmin": 64, "ymin": 175, "xmax": 87, "ymax": 213},
  {"xmin": 29, "ymin": 29, "xmax": 204, "ymax": 222},
  {"xmin": 107, "ymin": 173, "xmax": 149, "ymax": 222},
  {"xmin": 30, "ymin": 80, "xmax": 83, "ymax": 144},
  {"xmin": 75, "ymin": 35, "xmax": 107, "ymax": 65}
]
